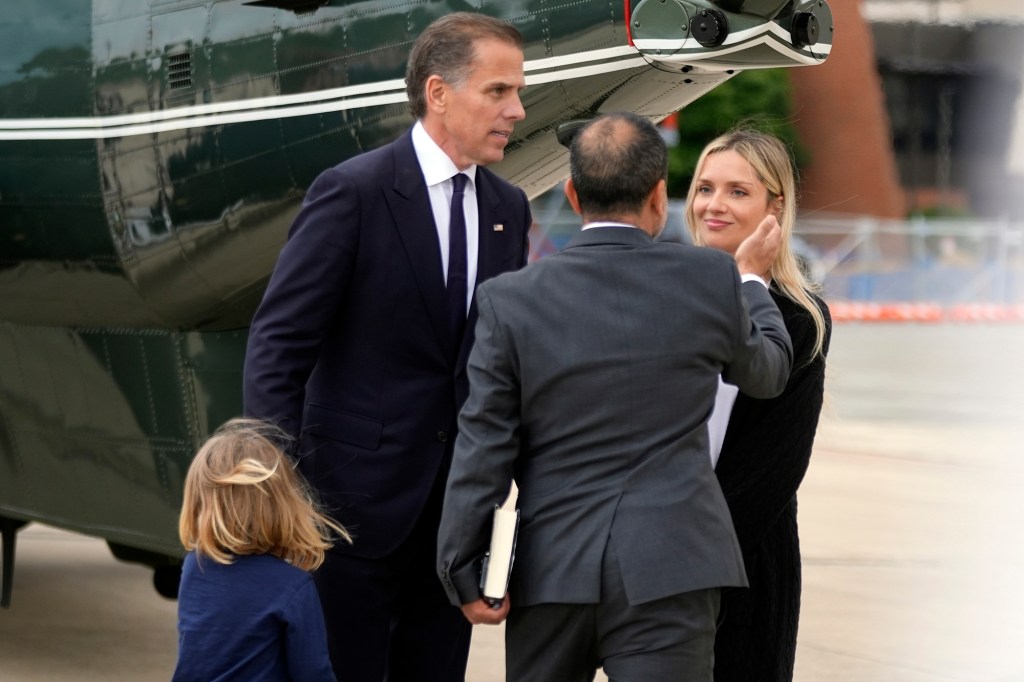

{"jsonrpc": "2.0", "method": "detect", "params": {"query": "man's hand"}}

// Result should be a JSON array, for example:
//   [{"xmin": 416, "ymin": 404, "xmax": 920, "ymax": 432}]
[
  {"xmin": 460, "ymin": 596, "xmax": 510, "ymax": 625},
  {"xmin": 734, "ymin": 214, "xmax": 782, "ymax": 279}
]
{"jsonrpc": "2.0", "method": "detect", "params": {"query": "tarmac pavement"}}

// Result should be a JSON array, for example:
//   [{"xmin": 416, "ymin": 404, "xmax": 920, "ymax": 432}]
[{"xmin": 1, "ymin": 323, "xmax": 1022, "ymax": 681}]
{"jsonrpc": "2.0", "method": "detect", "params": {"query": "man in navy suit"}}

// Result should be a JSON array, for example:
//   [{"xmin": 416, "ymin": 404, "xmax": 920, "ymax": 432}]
[{"xmin": 243, "ymin": 13, "xmax": 531, "ymax": 681}]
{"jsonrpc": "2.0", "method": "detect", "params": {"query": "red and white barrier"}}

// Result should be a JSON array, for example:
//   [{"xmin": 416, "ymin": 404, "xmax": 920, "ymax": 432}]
[{"xmin": 828, "ymin": 301, "xmax": 1024, "ymax": 323}]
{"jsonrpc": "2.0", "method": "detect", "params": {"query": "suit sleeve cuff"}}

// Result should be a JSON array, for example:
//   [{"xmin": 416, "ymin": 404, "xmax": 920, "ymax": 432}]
[{"xmin": 440, "ymin": 558, "xmax": 484, "ymax": 606}]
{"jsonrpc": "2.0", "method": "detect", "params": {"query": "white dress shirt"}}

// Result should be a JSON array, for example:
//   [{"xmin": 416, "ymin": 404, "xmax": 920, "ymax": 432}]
[
  {"xmin": 411, "ymin": 121, "xmax": 480, "ymax": 315},
  {"xmin": 708, "ymin": 274, "xmax": 771, "ymax": 468},
  {"xmin": 708, "ymin": 379, "xmax": 739, "ymax": 469}
]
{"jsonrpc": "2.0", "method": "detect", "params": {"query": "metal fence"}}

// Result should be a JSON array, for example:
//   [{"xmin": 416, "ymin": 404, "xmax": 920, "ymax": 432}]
[
  {"xmin": 797, "ymin": 217, "xmax": 1024, "ymax": 304},
  {"xmin": 528, "ymin": 188, "xmax": 1024, "ymax": 310}
]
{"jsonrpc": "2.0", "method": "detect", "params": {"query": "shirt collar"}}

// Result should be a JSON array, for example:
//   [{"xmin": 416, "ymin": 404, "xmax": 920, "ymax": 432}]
[
  {"xmin": 411, "ymin": 121, "xmax": 478, "ymax": 189},
  {"xmin": 581, "ymin": 221, "xmax": 641, "ymax": 231}
]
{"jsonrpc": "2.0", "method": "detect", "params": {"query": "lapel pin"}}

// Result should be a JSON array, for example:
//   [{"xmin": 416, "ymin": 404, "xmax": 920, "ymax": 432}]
[{"xmin": 493, "ymin": 224, "xmax": 504, "ymax": 232}]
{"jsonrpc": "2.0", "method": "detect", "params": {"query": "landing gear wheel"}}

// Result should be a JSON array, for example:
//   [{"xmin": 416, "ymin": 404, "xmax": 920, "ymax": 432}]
[{"xmin": 153, "ymin": 564, "xmax": 182, "ymax": 600}]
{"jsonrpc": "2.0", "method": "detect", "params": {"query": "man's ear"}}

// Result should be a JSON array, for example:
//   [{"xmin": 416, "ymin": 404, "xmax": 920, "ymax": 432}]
[
  {"xmin": 424, "ymin": 74, "xmax": 448, "ymax": 115},
  {"xmin": 564, "ymin": 179, "xmax": 583, "ymax": 216},
  {"xmin": 650, "ymin": 179, "xmax": 669, "ymax": 220}
]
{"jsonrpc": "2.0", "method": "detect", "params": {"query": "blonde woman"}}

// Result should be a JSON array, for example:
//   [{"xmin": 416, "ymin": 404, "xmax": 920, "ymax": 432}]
[
  {"xmin": 174, "ymin": 418, "xmax": 350, "ymax": 682},
  {"xmin": 686, "ymin": 129, "xmax": 831, "ymax": 681}
]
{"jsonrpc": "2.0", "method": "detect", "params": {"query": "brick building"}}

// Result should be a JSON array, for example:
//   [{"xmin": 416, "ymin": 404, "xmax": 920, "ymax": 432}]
[{"xmin": 792, "ymin": 0, "xmax": 1024, "ymax": 219}]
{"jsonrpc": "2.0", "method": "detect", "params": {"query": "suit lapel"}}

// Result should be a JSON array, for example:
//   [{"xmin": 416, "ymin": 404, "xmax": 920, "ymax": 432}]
[
  {"xmin": 473, "ymin": 169, "xmax": 510, "ymax": 301},
  {"xmin": 458, "ymin": 169, "xmax": 515, "ymax": 367},
  {"xmin": 386, "ymin": 131, "xmax": 450, "ymax": 354},
  {"xmin": 471, "ymin": 171, "xmax": 503, "ymax": 288},
  {"xmin": 471, "ymin": 165, "xmax": 520, "ymax": 296}
]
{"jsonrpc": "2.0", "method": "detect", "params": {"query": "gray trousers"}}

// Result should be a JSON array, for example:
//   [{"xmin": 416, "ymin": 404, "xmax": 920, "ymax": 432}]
[{"xmin": 505, "ymin": 542, "xmax": 721, "ymax": 682}]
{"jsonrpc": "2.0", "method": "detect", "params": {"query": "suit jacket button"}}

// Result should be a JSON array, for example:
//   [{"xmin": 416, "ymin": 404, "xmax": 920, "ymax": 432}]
[{"xmin": 436, "ymin": 431, "xmax": 448, "ymax": 443}]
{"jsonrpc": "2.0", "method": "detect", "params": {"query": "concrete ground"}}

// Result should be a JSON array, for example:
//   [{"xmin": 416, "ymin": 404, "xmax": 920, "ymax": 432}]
[{"xmin": 1, "ymin": 324, "xmax": 1023, "ymax": 680}]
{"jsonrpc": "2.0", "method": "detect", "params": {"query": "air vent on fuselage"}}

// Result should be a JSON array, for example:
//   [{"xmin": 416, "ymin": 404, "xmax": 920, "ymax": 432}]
[{"xmin": 168, "ymin": 52, "xmax": 193, "ymax": 90}]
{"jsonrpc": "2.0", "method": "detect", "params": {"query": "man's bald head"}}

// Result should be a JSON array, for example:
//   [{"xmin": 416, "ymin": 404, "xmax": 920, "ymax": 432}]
[{"xmin": 568, "ymin": 112, "xmax": 668, "ymax": 221}]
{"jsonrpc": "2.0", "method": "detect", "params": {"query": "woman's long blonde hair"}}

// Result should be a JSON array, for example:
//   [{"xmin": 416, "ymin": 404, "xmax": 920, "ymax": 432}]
[
  {"xmin": 179, "ymin": 418, "xmax": 350, "ymax": 571},
  {"xmin": 685, "ymin": 129, "xmax": 828, "ymax": 359}
]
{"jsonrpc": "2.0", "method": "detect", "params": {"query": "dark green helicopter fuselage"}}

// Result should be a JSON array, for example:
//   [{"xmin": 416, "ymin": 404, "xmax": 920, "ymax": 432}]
[{"xmin": 0, "ymin": 0, "xmax": 831, "ymax": 598}]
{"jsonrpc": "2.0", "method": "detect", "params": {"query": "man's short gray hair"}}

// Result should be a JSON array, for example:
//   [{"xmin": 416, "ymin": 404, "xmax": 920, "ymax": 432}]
[{"xmin": 405, "ymin": 13, "xmax": 523, "ymax": 120}]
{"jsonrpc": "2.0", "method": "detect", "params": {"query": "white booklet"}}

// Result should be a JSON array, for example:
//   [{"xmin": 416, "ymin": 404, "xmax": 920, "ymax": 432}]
[{"xmin": 479, "ymin": 483, "xmax": 519, "ymax": 603}]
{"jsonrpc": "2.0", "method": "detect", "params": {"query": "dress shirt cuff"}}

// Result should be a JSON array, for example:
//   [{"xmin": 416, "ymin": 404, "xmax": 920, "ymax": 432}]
[{"xmin": 741, "ymin": 273, "xmax": 768, "ymax": 288}]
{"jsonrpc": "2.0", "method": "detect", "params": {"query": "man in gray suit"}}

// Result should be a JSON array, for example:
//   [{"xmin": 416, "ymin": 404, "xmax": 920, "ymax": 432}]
[{"xmin": 436, "ymin": 112, "xmax": 793, "ymax": 681}]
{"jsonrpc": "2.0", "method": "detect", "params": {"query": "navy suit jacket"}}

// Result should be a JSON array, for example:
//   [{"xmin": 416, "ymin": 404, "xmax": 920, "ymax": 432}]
[{"xmin": 243, "ymin": 129, "xmax": 531, "ymax": 558}]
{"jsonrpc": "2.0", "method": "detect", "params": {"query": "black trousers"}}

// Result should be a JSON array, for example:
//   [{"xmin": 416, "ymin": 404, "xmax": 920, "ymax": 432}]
[
  {"xmin": 506, "ymin": 538, "xmax": 720, "ymax": 682},
  {"xmin": 313, "ymin": 481, "xmax": 471, "ymax": 682}
]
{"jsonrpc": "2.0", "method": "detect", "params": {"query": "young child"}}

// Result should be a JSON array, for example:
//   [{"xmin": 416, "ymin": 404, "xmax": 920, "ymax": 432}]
[{"xmin": 172, "ymin": 418, "xmax": 350, "ymax": 682}]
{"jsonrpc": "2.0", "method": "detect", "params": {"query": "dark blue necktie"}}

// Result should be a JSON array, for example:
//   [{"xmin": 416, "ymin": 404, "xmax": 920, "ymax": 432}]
[{"xmin": 447, "ymin": 173, "xmax": 469, "ymax": 347}]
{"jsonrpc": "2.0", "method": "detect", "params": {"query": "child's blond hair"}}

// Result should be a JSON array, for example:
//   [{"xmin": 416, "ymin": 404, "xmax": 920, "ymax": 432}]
[{"xmin": 179, "ymin": 418, "xmax": 350, "ymax": 571}]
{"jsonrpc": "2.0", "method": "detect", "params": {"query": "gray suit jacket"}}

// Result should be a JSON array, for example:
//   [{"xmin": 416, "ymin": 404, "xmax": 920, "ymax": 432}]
[{"xmin": 437, "ymin": 226, "xmax": 793, "ymax": 608}]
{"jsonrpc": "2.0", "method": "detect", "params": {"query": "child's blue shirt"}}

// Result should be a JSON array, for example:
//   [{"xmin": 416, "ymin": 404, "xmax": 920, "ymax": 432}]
[{"xmin": 172, "ymin": 552, "xmax": 336, "ymax": 682}]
